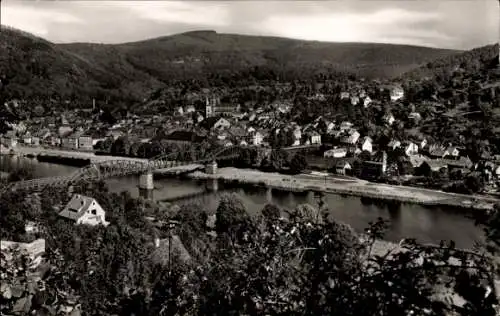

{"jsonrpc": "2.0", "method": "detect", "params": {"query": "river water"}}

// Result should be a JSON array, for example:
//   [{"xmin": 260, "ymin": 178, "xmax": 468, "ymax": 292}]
[{"xmin": 0, "ymin": 155, "xmax": 485, "ymax": 248}]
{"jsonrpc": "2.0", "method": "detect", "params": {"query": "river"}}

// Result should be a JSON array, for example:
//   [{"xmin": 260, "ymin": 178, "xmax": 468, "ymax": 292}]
[{"xmin": 0, "ymin": 155, "xmax": 485, "ymax": 249}]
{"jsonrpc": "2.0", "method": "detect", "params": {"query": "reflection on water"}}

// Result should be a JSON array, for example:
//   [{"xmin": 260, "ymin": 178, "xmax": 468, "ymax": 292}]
[{"xmin": 0, "ymin": 155, "xmax": 485, "ymax": 248}]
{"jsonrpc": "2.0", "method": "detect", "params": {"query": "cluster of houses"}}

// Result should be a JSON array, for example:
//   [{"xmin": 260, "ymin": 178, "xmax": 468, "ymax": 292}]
[{"xmin": 3, "ymin": 83, "xmax": 500, "ymax": 188}]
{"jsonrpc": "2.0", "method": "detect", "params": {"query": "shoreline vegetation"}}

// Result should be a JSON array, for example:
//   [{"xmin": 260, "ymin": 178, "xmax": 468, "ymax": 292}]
[{"xmin": 2, "ymin": 147, "xmax": 499, "ymax": 211}]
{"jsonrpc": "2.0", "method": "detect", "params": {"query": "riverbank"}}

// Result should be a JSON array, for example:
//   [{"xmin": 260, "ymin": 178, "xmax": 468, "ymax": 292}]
[
  {"xmin": 189, "ymin": 168, "xmax": 498, "ymax": 211},
  {"xmin": 4, "ymin": 147, "xmax": 499, "ymax": 211}
]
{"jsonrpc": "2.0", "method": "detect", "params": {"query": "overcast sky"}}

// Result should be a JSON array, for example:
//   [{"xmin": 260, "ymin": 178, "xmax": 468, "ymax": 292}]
[{"xmin": 1, "ymin": 0, "xmax": 498, "ymax": 49}]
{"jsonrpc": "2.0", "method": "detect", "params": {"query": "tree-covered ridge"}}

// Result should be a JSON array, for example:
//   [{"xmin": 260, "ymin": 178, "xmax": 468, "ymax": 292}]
[
  {"xmin": 0, "ymin": 177, "xmax": 499, "ymax": 316},
  {"xmin": 401, "ymin": 44, "xmax": 499, "ymax": 82},
  {"xmin": 0, "ymin": 27, "xmax": 458, "ymax": 105}
]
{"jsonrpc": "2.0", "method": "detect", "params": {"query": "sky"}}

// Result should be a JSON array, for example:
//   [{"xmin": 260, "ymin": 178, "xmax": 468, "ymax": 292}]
[{"xmin": 1, "ymin": 0, "xmax": 498, "ymax": 50}]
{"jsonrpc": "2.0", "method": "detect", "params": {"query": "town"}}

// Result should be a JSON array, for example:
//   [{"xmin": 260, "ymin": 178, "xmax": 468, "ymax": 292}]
[
  {"xmin": 1, "ymin": 1, "xmax": 500, "ymax": 315},
  {"xmin": 2, "ymin": 71, "xmax": 500, "ymax": 197}
]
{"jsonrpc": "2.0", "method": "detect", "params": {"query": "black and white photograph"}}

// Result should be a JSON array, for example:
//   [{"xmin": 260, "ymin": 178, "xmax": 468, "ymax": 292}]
[{"xmin": 0, "ymin": 0, "xmax": 499, "ymax": 315}]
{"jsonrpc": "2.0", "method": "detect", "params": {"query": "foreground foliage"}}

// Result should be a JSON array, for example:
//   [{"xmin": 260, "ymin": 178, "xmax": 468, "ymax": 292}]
[{"xmin": 0, "ymin": 182, "xmax": 499, "ymax": 315}]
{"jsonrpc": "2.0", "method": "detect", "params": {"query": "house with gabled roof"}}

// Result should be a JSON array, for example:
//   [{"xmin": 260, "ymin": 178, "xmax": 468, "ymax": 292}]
[
  {"xmin": 201, "ymin": 117, "xmax": 231, "ymax": 131},
  {"xmin": 340, "ymin": 121, "xmax": 353, "ymax": 131},
  {"xmin": 360, "ymin": 136, "xmax": 373, "ymax": 153},
  {"xmin": 363, "ymin": 96, "xmax": 372, "ymax": 108},
  {"xmin": 428, "ymin": 144, "xmax": 447, "ymax": 158},
  {"xmin": 59, "ymin": 194, "xmax": 109, "ymax": 227},
  {"xmin": 444, "ymin": 145, "xmax": 460, "ymax": 158},
  {"xmin": 305, "ymin": 131, "xmax": 321, "ymax": 145},
  {"xmin": 382, "ymin": 113, "xmax": 396, "ymax": 126},
  {"xmin": 402, "ymin": 141, "xmax": 419, "ymax": 156},
  {"xmin": 324, "ymin": 147, "xmax": 348, "ymax": 158},
  {"xmin": 388, "ymin": 139, "xmax": 401, "ymax": 150},
  {"xmin": 390, "ymin": 85, "xmax": 405, "ymax": 102},
  {"xmin": 335, "ymin": 160, "xmax": 352, "ymax": 175},
  {"xmin": 341, "ymin": 130, "xmax": 360, "ymax": 145}
]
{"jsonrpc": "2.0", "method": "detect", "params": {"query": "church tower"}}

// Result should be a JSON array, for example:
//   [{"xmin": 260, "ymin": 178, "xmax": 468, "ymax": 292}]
[{"xmin": 205, "ymin": 97, "xmax": 213, "ymax": 118}]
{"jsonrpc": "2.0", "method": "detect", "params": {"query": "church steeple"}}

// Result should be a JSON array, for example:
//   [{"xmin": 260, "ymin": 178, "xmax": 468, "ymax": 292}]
[{"xmin": 205, "ymin": 96, "xmax": 213, "ymax": 118}]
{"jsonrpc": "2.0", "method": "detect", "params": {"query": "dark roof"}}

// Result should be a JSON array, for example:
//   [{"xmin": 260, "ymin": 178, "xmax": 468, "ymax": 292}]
[
  {"xmin": 201, "ymin": 116, "xmax": 230, "ymax": 130},
  {"xmin": 201, "ymin": 117, "xmax": 221, "ymax": 129},
  {"xmin": 163, "ymin": 130, "xmax": 204, "ymax": 143},
  {"xmin": 59, "ymin": 194, "xmax": 97, "ymax": 222},
  {"xmin": 335, "ymin": 160, "xmax": 351, "ymax": 168}
]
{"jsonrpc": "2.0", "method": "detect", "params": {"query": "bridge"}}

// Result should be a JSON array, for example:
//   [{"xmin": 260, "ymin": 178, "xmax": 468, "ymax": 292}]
[{"xmin": 2, "ymin": 145, "xmax": 245, "ymax": 194}]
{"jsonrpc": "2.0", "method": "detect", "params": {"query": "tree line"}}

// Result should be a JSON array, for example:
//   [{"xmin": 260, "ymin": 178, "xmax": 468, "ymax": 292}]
[{"xmin": 1, "ymin": 178, "xmax": 499, "ymax": 315}]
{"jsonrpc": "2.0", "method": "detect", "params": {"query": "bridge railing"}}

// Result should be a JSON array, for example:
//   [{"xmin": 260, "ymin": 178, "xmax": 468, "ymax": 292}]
[{"xmin": 4, "ymin": 145, "xmax": 247, "ymax": 192}]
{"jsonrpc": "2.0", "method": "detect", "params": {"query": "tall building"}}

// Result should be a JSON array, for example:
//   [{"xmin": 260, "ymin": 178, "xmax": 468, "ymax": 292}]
[
  {"xmin": 204, "ymin": 95, "xmax": 240, "ymax": 118},
  {"xmin": 205, "ymin": 96, "xmax": 219, "ymax": 118}
]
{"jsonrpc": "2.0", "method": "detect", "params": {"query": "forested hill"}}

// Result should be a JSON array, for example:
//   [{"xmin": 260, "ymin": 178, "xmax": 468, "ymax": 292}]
[
  {"xmin": 63, "ymin": 30, "xmax": 458, "ymax": 81},
  {"xmin": 1, "ymin": 26, "xmax": 459, "ymax": 104},
  {"xmin": 400, "ymin": 44, "xmax": 499, "ymax": 81}
]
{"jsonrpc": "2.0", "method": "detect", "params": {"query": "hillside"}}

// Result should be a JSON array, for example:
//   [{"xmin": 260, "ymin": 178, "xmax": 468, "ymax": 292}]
[
  {"xmin": 1, "ymin": 27, "xmax": 459, "ymax": 104},
  {"xmin": 401, "ymin": 44, "xmax": 499, "ymax": 81},
  {"xmin": 0, "ymin": 26, "xmax": 164, "ymax": 105},
  {"xmin": 64, "ymin": 30, "xmax": 458, "ymax": 81}
]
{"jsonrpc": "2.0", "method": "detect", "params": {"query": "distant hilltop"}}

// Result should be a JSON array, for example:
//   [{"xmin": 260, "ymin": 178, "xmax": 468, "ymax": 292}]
[{"xmin": 0, "ymin": 26, "xmax": 470, "ymax": 104}]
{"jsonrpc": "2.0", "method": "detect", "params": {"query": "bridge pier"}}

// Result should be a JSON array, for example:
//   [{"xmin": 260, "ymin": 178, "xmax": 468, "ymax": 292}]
[
  {"xmin": 205, "ymin": 161, "xmax": 218, "ymax": 174},
  {"xmin": 139, "ymin": 172, "xmax": 154, "ymax": 200},
  {"xmin": 266, "ymin": 187, "xmax": 273, "ymax": 203},
  {"xmin": 205, "ymin": 178, "xmax": 219, "ymax": 192},
  {"xmin": 306, "ymin": 190, "xmax": 315, "ymax": 204}
]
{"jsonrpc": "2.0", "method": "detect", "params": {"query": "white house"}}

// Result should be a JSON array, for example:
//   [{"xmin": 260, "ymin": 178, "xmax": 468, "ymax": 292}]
[
  {"xmin": 335, "ymin": 161, "xmax": 352, "ymax": 175},
  {"xmin": 494, "ymin": 166, "xmax": 500, "ymax": 179},
  {"xmin": 58, "ymin": 125, "xmax": 73, "ymax": 138},
  {"xmin": 326, "ymin": 121, "xmax": 335, "ymax": 132},
  {"xmin": 403, "ymin": 141, "xmax": 419, "ymax": 156},
  {"xmin": 23, "ymin": 133, "xmax": 32, "ymax": 145},
  {"xmin": 340, "ymin": 92, "xmax": 350, "ymax": 99},
  {"xmin": 390, "ymin": 86, "xmax": 405, "ymax": 102},
  {"xmin": 2, "ymin": 136, "xmax": 17, "ymax": 148},
  {"xmin": 445, "ymin": 146, "xmax": 460, "ymax": 158},
  {"xmin": 388, "ymin": 140, "xmax": 401, "ymax": 150},
  {"xmin": 59, "ymin": 194, "xmax": 109, "ymax": 227},
  {"xmin": 341, "ymin": 130, "xmax": 360, "ymax": 145},
  {"xmin": 292, "ymin": 127, "xmax": 302, "ymax": 146},
  {"xmin": 383, "ymin": 113, "xmax": 396, "ymax": 126},
  {"xmin": 195, "ymin": 113, "xmax": 204, "ymax": 123},
  {"xmin": 185, "ymin": 105, "xmax": 196, "ymax": 113},
  {"xmin": 309, "ymin": 131, "xmax": 322, "ymax": 145},
  {"xmin": 361, "ymin": 136, "xmax": 373, "ymax": 153},
  {"xmin": 363, "ymin": 96, "xmax": 372, "ymax": 108},
  {"xmin": 340, "ymin": 121, "xmax": 353, "ymax": 131},
  {"xmin": 210, "ymin": 117, "xmax": 231, "ymax": 130},
  {"xmin": 25, "ymin": 221, "xmax": 40, "ymax": 234},
  {"xmin": 324, "ymin": 148, "xmax": 348, "ymax": 158},
  {"xmin": 251, "ymin": 131, "xmax": 264, "ymax": 146},
  {"xmin": 419, "ymin": 138, "xmax": 428, "ymax": 150},
  {"xmin": 408, "ymin": 112, "xmax": 422, "ymax": 122},
  {"xmin": 175, "ymin": 106, "xmax": 184, "ymax": 116},
  {"xmin": 350, "ymin": 96, "xmax": 360, "ymax": 106}
]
